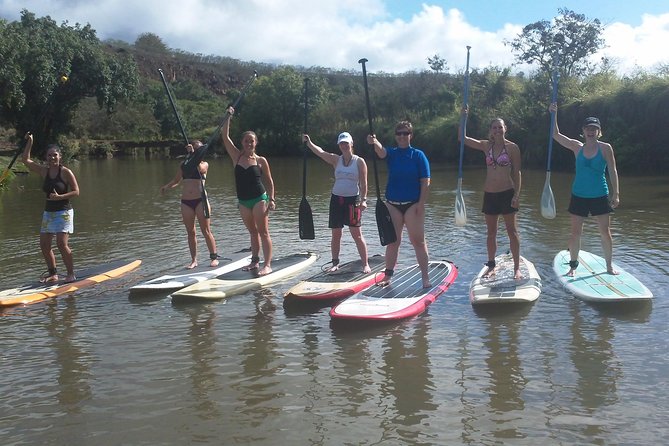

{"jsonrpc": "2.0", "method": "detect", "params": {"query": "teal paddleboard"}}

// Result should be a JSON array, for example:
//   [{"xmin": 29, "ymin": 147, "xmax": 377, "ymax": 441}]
[{"xmin": 553, "ymin": 250, "xmax": 652, "ymax": 302}]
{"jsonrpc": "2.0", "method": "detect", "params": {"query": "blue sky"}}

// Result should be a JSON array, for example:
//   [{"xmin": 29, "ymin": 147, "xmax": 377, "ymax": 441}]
[{"xmin": 1, "ymin": 0, "xmax": 667, "ymax": 74}]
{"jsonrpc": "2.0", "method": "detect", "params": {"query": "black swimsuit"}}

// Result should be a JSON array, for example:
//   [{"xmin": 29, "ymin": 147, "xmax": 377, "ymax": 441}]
[{"xmin": 43, "ymin": 166, "xmax": 71, "ymax": 212}]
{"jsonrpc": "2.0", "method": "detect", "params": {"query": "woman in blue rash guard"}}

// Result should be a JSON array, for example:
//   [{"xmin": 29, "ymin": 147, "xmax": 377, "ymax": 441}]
[
  {"xmin": 160, "ymin": 140, "xmax": 219, "ymax": 270},
  {"xmin": 367, "ymin": 120, "xmax": 431, "ymax": 288}
]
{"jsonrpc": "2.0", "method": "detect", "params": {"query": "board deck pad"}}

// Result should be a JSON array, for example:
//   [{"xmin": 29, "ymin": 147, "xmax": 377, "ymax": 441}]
[
  {"xmin": 330, "ymin": 260, "xmax": 458, "ymax": 320},
  {"xmin": 553, "ymin": 250, "xmax": 653, "ymax": 302},
  {"xmin": 469, "ymin": 254, "xmax": 542, "ymax": 304},
  {"xmin": 0, "ymin": 259, "xmax": 142, "ymax": 307},
  {"xmin": 129, "ymin": 254, "xmax": 252, "ymax": 293},
  {"xmin": 284, "ymin": 255, "xmax": 386, "ymax": 301},
  {"xmin": 171, "ymin": 252, "xmax": 318, "ymax": 301}
]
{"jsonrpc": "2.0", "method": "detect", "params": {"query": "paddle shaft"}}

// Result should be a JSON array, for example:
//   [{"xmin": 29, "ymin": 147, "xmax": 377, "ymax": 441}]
[
  {"xmin": 358, "ymin": 58, "xmax": 382, "ymax": 202},
  {"xmin": 457, "ymin": 46, "xmax": 471, "ymax": 180},
  {"xmin": 546, "ymin": 68, "xmax": 560, "ymax": 172},
  {"xmin": 302, "ymin": 78, "xmax": 309, "ymax": 197}
]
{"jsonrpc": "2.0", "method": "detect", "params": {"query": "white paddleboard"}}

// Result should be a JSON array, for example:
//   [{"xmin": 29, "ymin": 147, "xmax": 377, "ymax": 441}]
[
  {"xmin": 469, "ymin": 253, "xmax": 542, "ymax": 304},
  {"xmin": 129, "ymin": 254, "xmax": 252, "ymax": 294},
  {"xmin": 171, "ymin": 252, "xmax": 318, "ymax": 301},
  {"xmin": 330, "ymin": 260, "xmax": 458, "ymax": 321},
  {"xmin": 553, "ymin": 250, "xmax": 653, "ymax": 302}
]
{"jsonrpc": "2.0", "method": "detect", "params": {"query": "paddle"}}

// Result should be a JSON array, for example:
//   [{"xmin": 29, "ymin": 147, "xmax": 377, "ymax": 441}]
[
  {"xmin": 203, "ymin": 71, "xmax": 258, "ymax": 150},
  {"xmin": 0, "ymin": 74, "xmax": 69, "ymax": 185},
  {"xmin": 158, "ymin": 68, "xmax": 211, "ymax": 218},
  {"xmin": 540, "ymin": 66, "xmax": 560, "ymax": 219},
  {"xmin": 358, "ymin": 58, "xmax": 397, "ymax": 246},
  {"xmin": 455, "ymin": 46, "xmax": 471, "ymax": 227},
  {"xmin": 298, "ymin": 78, "xmax": 315, "ymax": 240}
]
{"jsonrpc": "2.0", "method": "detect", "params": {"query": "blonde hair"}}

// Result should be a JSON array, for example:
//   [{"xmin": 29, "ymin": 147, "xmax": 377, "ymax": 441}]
[{"xmin": 487, "ymin": 118, "xmax": 506, "ymax": 142}]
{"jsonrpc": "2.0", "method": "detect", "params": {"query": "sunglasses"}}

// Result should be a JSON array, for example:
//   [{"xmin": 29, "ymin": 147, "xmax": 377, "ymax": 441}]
[{"xmin": 395, "ymin": 131, "xmax": 411, "ymax": 136}]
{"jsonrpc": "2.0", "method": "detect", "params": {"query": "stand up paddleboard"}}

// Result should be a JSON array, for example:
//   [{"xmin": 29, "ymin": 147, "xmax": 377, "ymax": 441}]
[
  {"xmin": 553, "ymin": 250, "xmax": 653, "ymax": 302},
  {"xmin": 0, "ymin": 259, "xmax": 142, "ymax": 307},
  {"xmin": 469, "ymin": 253, "xmax": 542, "ymax": 304},
  {"xmin": 171, "ymin": 252, "xmax": 318, "ymax": 302},
  {"xmin": 129, "ymin": 254, "xmax": 252, "ymax": 294},
  {"xmin": 284, "ymin": 255, "xmax": 386, "ymax": 302},
  {"xmin": 330, "ymin": 260, "xmax": 458, "ymax": 321}
]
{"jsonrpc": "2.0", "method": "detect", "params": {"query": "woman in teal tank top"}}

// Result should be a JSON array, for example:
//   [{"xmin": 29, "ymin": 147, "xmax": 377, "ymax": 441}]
[{"xmin": 549, "ymin": 103, "xmax": 620, "ymax": 277}]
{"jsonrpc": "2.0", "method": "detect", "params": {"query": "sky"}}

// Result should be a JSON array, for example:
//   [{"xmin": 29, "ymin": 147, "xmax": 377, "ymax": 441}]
[{"xmin": 1, "ymin": 0, "xmax": 668, "ymax": 75}]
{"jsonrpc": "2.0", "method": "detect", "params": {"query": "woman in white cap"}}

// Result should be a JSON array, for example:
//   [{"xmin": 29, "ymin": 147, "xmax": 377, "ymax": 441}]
[
  {"xmin": 303, "ymin": 131, "xmax": 371, "ymax": 273},
  {"xmin": 549, "ymin": 102, "xmax": 620, "ymax": 276}
]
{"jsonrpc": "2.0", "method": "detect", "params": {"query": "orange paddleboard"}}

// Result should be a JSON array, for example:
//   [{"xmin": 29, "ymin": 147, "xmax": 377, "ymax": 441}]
[{"xmin": 0, "ymin": 259, "xmax": 141, "ymax": 307}]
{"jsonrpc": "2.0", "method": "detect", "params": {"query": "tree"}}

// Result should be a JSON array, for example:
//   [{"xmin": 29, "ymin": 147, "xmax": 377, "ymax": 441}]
[
  {"xmin": 0, "ymin": 10, "xmax": 139, "ymax": 153},
  {"xmin": 134, "ymin": 32, "xmax": 170, "ymax": 55},
  {"xmin": 427, "ymin": 54, "xmax": 447, "ymax": 73},
  {"xmin": 506, "ymin": 8, "xmax": 605, "ymax": 77}
]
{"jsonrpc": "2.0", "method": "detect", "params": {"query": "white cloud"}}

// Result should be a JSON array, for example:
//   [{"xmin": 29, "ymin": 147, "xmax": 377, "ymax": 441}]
[{"xmin": 1, "ymin": 1, "xmax": 666, "ymax": 74}]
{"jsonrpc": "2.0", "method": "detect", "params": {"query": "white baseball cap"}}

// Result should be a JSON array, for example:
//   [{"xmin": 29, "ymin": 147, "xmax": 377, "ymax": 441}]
[{"xmin": 337, "ymin": 132, "xmax": 353, "ymax": 144}]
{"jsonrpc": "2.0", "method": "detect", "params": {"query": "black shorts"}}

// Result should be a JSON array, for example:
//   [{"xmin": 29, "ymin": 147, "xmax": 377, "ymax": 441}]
[
  {"xmin": 568, "ymin": 194, "xmax": 613, "ymax": 217},
  {"xmin": 482, "ymin": 189, "xmax": 517, "ymax": 215},
  {"xmin": 328, "ymin": 194, "xmax": 361, "ymax": 228}
]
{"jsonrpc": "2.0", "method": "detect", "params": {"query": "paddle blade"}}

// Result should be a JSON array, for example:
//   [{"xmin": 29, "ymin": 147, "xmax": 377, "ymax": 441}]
[
  {"xmin": 375, "ymin": 200, "xmax": 397, "ymax": 246},
  {"xmin": 455, "ymin": 179, "xmax": 467, "ymax": 226},
  {"xmin": 299, "ymin": 197, "xmax": 315, "ymax": 240},
  {"xmin": 540, "ymin": 173, "xmax": 557, "ymax": 219}
]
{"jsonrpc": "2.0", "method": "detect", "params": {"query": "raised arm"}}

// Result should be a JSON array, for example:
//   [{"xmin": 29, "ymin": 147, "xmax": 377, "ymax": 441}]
[
  {"xmin": 549, "ymin": 103, "xmax": 581, "ymax": 155},
  {"xmin": 302, "ymin": 134, "xmax": 339, "ymax": 167},
  {"xmin": 366, "ymin": 134, "xmax": 387, "ymax": 159},
  {"xmin": 221, "ymin": 106, "xmax": 241, "ymax": 165},
  {"xmin": 458, "ymin": 107, "xmax": 488, "ymax": 152},
  {"xmin": 21, "ymin": 133, "xmax": 46, "ymax": 176}
]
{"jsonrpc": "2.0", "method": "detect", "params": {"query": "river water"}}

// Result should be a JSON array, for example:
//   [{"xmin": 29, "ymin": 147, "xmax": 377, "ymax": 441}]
[{"xmin": 1, "ymin": 156, "xmax": 668, "ymax": 445}]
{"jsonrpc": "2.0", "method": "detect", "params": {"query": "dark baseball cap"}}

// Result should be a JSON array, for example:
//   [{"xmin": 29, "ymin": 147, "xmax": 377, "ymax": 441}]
[{"xmin": 583, "ymin": 117, "xmax": 601, "ymax": 128}]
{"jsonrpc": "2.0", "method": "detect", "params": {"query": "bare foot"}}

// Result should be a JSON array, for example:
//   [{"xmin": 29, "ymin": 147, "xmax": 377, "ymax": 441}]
[
  {"xmin": 186, "ymin": 261, "xmax": 198, "ymax": 270},
  {"xmin": 482, "ymin": 267, "xmax": 496, "ymax": 278},
  {"xmin": 210, "ymin": 258, "xmax": 219, "ymax": 267},
  {"xmin": 607, "ymin": 268, "xmax": 619, "ymax": 275},
  {"xmin": 422, "ymin": 282, "xmax": 432, "ymax": 289},
  {"xmin": 328, "ymin": 265, "xmax": 339, "ymax": 272},
  {"xmin": 258, "ymin": 265, "xmax": 272, "ymax": 276},
  {"xmin": 362, "ymin": 264, "xmax": 371, "ymax": 274},
  {"xmin": 514, "ymin": 269, "xmax": 523, "ymax": 280},
  {"xmin": 64, "ymin": 274, "xmax": 77, "ymax": 283},
  {"xmin": 377, "ymin": 278, "xmax": 391, "ymax": 287},
  {"xmin": 242, "ymin": 260, "xmax": 259, "ymax": 271},
  {"xmin": 567, "ymin": 268, "xmax": 576, "ymax": 277},
  {"xmin": 41, "ymin": 274, "xmax": 59, "ymax": 284}
]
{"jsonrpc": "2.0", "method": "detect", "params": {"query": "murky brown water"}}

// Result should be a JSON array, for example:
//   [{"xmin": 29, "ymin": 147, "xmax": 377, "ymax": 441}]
[{"xmin": 1, "ymin": 156, "xmax": 668, "ymax": 445}]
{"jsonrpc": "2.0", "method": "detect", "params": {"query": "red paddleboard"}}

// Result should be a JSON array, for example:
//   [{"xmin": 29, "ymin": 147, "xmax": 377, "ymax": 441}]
[{"xmin": 330, "ymin": 260, "xmax": 458, "ymax": 321}]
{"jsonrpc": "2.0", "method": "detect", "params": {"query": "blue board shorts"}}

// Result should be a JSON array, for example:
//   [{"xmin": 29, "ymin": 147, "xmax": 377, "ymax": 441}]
[{"xmin": 41, "ymin": 209, "xmax": 74, "ymax": 234}]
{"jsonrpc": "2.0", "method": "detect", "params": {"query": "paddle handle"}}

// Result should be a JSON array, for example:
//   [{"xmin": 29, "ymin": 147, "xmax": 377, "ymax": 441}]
[{"xmin": 457, "ymin": 46, "xmax": 471, "ymax": 180}]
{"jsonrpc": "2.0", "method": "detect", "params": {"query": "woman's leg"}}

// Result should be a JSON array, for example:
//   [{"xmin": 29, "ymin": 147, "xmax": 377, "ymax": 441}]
[
  {"xmin": 405, "ymin": 205, "xmax": 430, "ymax": 288},
  {"xmin": 252, "ymin": 201, "xmax": 273, "ymax": 276},
  {"xmin": 239, "ymin": 205, "xmax": 261, "ymax": 270},
  {"xmin": 502, "ymin": 213, "xmax": 522, "ymax": 279},
  {"xmin": 349, "ymin": 226, "xmax": 370, "ymax": 273},
  {"xmin": 330, "ymin": 228, "xmax": 343, "ymax": 271},
  {"xmin": 181, "ymin": 202, "xmax": 198, "ymax": 269},
  {"xmin": 55, "ymin": 232, "xmax": 75, "ymax": 281},
  {"xmin": 568, "ymin": 214, "xmax": 586, "ymax": 276},
  {"xmin": 195, "ymin": 202, "xmax": 219, "ymax": 267},
  {"xmin": 596, "ymin": 214, "xmax": 618, "ymax": 274},
  {"xmin": 379, "ymin": 204, "xmax": 405, "ymax": 286},
  {"xmin": 483, "ymin": 214, "xmax": 500, "ymax": 277},
  {"xmin": 40, "ymin": 232, "xmax": 58, "ymax": 282}
]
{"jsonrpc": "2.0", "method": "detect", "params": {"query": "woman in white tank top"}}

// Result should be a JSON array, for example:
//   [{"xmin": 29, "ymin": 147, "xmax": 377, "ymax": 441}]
[{"xmin": 303, "ymin": 132, "xmax": 371, "ymax": 273}]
